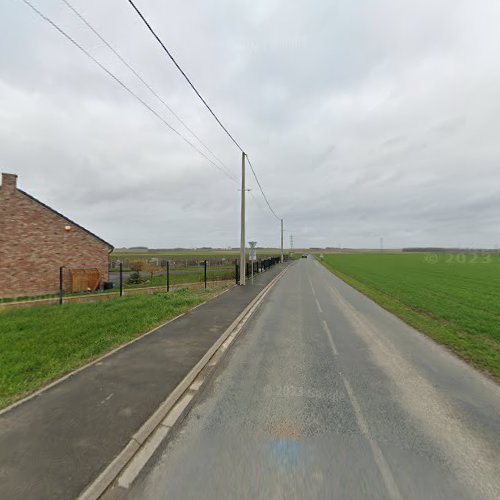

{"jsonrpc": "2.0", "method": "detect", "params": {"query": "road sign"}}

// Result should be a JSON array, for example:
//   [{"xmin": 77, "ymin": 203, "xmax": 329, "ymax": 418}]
[{"xmin": 249, "ymin": 241, "xmax": 257, "ymax": 261}]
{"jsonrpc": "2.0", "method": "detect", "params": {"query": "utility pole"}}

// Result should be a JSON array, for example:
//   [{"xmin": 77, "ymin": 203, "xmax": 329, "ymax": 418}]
[
  {"xmin": 280, "ymin": 219, "xmax": 284, "ymax": 263},
  {"xmin": 290, "ymin": 234, "xmax": 294, "ymax": 253},
  {"xmin": 239, "ymin": 152, "xmax": 246, "ymax": 286}
]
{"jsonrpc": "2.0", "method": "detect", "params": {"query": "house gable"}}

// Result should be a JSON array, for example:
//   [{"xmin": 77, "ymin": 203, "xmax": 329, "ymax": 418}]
[{"xmin": 0, "ymin": 172, "xmax": 113, "ymax": 298}]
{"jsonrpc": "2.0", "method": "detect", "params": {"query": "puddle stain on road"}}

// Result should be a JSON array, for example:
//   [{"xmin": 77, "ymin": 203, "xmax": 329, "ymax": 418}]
[
  {"xmin": 270, "ymin": 439, "xmax": 303, "ymax": 466},
  {"xmin": 266, "ymin": 418, "xmax": 304, "ymax": 466}
]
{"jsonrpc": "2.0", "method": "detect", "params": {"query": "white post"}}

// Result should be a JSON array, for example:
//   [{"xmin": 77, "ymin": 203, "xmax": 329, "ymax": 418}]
[
  {"xmin": 249, "ymin": 241, "xmax": 257, "ymax": 284},
  {"xmin": 239, "ymin": 152, "xmax": 246, "ymax": 286}
]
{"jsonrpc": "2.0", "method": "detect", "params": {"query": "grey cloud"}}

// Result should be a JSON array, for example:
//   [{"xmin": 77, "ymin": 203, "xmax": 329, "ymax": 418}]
[{"xmin": 1, "ymin": 0, "xmax": 500, "ymax": 249}]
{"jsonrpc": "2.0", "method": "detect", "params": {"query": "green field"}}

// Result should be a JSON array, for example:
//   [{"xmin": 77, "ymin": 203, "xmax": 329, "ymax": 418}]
[
  {"xmin": 111, "ymin": 249, "xmax": 284, "ymax": 262},
  {"xmin": 0, "ymin": 289, "xmax": 213, "ymax": 409},
  {"xmin": 321, "ymin": 253, "xmax": 500, "ymax": 380}
]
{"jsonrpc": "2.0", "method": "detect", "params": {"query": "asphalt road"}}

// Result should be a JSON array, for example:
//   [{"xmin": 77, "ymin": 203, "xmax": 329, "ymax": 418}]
[{"xmin": 125, "ymin": 257, "xmax": 500, "ymax": 500}]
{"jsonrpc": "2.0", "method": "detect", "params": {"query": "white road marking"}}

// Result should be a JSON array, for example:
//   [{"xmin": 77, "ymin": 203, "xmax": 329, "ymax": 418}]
[
  {"xmin": 342, "ymin": 377, "xmax": 402, "ymax": 500},
  {"xmin": 99, "ymin": 393, "xmax": 114, "ymax": 405},
  {"xmin": 315, "ymin": 297, "xmax": 323, "ymax": 313},
  {"xmin": 308, "ymin": 272, "xmax": 326, "ymax": 316},
  {"xmin": 321, "ymin": 320, "xmax": 338, "ymax": 355},
  {"xmin": 314, "ymin": 271, "xmax": 400, "ymax": 498},
  {"xmin": 309, "ymin": 278, "xmax": 317, "ymax": 298}
]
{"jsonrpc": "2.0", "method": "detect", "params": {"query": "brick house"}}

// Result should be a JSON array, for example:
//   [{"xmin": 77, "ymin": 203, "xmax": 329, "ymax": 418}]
[{"xmin": 0, "ymin": 173, "xmax": 113, "ymax": 299}]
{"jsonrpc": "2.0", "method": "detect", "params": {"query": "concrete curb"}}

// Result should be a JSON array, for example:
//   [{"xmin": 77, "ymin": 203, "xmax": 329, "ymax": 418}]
[
  {"xmin": 79, "ymin": 266, "xmax": 289, "ymax": 500},
  {"xmin": 0, "ymin": 286, "xmax": 232, "ymax": 417}
]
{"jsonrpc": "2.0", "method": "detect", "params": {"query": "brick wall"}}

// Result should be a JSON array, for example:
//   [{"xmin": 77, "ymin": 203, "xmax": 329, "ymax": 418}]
[{"xmin": 0, "ymin": 173, "xmax": 112, "ymax": 299}]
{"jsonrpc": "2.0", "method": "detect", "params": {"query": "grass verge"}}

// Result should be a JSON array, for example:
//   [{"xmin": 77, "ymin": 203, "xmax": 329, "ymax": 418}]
[
  {"xmin": 0, "ymin": 289, "xmax": 215, "ymax": 409},
  {"xmin": 319, "ymin": 255, "xmax": 500, "ymax": 382}
]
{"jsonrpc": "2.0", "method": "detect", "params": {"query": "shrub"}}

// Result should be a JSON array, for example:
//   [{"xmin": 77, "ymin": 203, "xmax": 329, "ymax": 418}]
[
  {"xmin": 126, "ymin": 271, "xmax": 144, "ymax": 285},
  {"xmin": 129, "ymin": 260, "xmax": 144, "ymax": 272}
]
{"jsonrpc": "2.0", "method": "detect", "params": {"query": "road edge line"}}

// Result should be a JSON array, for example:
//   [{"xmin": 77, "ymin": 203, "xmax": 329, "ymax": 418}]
[{"xmin": 78, "ymin": 266, "xmax": 289, "ymax": 500}]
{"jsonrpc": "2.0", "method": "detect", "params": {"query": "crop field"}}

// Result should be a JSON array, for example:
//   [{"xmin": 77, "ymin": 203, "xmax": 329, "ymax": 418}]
[
  {"xmin": 111, "ymin": 248, "xmax": 283, "ymax": 261},
  {"xmin": 109, "ymin": 249, "xmax": 287, "ymax": 273},
  {"xmin": 321, "ymin": 253, "xmax": 500, "ymax": 380}
]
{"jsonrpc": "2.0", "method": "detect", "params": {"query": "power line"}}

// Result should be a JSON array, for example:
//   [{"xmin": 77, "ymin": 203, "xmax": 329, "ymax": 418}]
[
  {"xmin": 20, "ymin": 0, "xmax": 237, "ymax": 183},
  {"xmin": 126, "ymin": 0, "xmax": 244, "ymax": 153},
  {"xmin": 125, "ymin": 0, "xmax": 284, "ymax": 223},
  {"xmin": 60, "ymin": 0, "xmax": 235, "ymax": 181},
  {"xmin": 249, "ymin": 191, "xmax": 268, "ymax": 216},
  {"xmin": 246, "ymin": 156, "xmax": 281, "ymax": 220}
]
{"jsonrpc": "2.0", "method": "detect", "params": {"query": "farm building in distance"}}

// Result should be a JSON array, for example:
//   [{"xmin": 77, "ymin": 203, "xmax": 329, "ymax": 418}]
[{"xmin": 0, "ymin": 172, "xmax": 113, "ymax": 299}]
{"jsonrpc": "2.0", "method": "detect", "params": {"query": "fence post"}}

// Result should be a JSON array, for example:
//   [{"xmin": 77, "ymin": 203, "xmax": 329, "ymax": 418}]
[
  {"xmin": 59, "ymin": 266, "xmax": 64, "ymax": 305},
  {"xmin": 119, "ymin": 262, "xmax": 123, "ymax": 297},
  {"xmin": 235, "ymin": 260, "xmax": 239, "ymax": 285},
  {"xmin": 204, "ymin": 260, "xmax": 207, "ymax": 289},
  {"xmin": 167, "ymin": 261, "xmax": 170, "ymax": 292}
]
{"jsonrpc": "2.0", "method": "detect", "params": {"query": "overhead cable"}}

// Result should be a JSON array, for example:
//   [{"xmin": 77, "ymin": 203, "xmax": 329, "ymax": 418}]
[
  {"xmin": 246, "ymin": 156, "xmax": 281, "ymax": 220},
  {"xmin": 60, "ymin": 0, "xmax": 235, "ymax": 180},
  {"xmin": 20, "ymin": 0, "xmax": 237, "ymax": 183},
  {"xmin": 126, "ymin": 0, "xmax": 245, "ymax": 153}
]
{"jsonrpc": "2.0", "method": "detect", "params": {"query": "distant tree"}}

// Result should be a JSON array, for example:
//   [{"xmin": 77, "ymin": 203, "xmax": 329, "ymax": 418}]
[
  {"xmin": 129, "ymin": 260, "xmax": 144, "ymax": 272},
  {"xmin": 143, "ymin": 263, "xmax": 162, "ymax": 283}
]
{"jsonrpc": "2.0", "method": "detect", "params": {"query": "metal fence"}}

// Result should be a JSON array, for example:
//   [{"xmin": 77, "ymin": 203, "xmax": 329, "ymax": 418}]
[
  {"xmin": 0, "ymin": 254, "xmax": 288, "ymax": 308},
  {"xmin": 108, "ymin": 260, "xmax": 235, "ymax": 295},
  {"xmin": 235, "ymin": 256, "xmax": 283, "ymax": 285},
  {"xmin": 112, "ymin": 255, "xmax": 285, "ymax": 292}
]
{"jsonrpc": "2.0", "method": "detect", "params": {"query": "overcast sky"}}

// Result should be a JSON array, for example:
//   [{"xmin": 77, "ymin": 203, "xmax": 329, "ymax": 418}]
[{"xmin": 1, "ymin": 0, "xmax": 500, "ymax": 249}]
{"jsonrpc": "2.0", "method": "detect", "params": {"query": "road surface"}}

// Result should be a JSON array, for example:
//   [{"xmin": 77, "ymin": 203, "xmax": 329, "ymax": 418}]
[{"xmin": 124, "ymin": 257, "xmax": 500, "ymax": 499}]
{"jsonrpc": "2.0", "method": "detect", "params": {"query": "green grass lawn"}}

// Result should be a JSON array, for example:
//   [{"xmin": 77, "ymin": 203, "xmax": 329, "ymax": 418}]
[
  {"xmin": 320, "ymin": 253, "xmax": 500, "ymax": 380},
  {"xmin": 0, "ymin": 289, "xmax": 212, "ymax": 409}
]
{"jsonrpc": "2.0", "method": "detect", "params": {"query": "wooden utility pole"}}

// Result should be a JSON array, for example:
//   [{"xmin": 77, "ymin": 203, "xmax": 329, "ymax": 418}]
[
  {"xmin": 239, "ymin": 152, "xmax": 246, "ymax": 285},
  {"xmin": 280, "ymin": 219, "xmax": 284, "ymax": 263}
]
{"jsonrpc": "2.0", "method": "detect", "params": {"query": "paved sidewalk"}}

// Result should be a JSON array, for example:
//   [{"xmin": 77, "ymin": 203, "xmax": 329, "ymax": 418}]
[{"xmin": 0, "ymin": 264, "xmax": 286, "ymax": 500}]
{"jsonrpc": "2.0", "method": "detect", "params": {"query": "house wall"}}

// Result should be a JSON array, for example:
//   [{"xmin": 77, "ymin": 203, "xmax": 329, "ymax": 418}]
[{"xmin": 0, "ymin": 173, "xmax": 110, "ymax": 299}]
